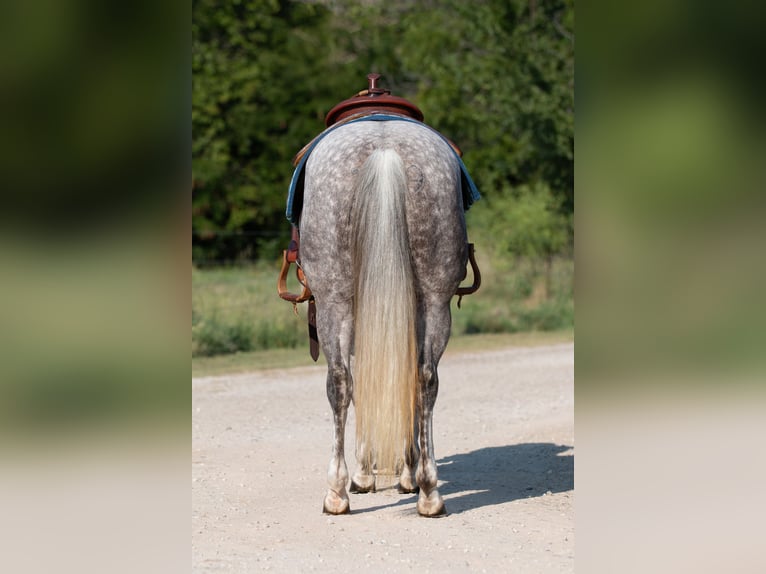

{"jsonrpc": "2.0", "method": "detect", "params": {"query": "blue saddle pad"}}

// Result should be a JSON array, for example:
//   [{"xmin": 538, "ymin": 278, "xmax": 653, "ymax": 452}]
[{"xmin": 285, "ymin": 114, "xmax": 481, "ymax": 226}]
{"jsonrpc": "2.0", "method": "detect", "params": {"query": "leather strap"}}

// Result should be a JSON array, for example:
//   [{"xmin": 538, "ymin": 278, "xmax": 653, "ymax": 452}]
[{"xmin": 308, "ymin": 298, "xmax": 319, "ymax": 361}]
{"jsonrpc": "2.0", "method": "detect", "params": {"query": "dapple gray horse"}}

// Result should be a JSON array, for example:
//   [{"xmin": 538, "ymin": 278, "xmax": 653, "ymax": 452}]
[{"xmin": 299, "ymin": 119, "xmax": 468, "ymax": 517}]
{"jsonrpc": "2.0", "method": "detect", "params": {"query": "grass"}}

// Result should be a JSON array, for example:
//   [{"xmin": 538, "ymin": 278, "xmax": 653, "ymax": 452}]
[
  {"xmin": 451, "ymin": 252, "xmax": 574, "ymax": 335},
  {"xmin": 192, "ymin": 251, "xmax": 573, "ymax": 377},
  {"xmin": 192, "ymin": 262, "xmax": 307, "ymax": 357}
]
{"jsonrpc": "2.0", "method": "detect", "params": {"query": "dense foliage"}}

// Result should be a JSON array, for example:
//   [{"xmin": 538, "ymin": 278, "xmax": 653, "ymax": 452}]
[{"xmin": 192, "ymin": 0, "xmax": 574, "ymax": 263}]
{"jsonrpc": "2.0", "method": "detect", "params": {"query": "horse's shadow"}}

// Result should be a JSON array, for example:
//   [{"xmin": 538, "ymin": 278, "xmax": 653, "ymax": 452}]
[
  {"xmin": 436, "ymin": 443, "xmax": 574, "ymax": 514},
  {"xmin": 351, "ymin": 443, "xmax": 573, "ymax": 515}
]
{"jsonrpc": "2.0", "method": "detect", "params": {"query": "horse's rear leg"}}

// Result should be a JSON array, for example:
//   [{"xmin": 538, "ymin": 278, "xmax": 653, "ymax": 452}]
[
  {"xmin": 415, "ymin": 299, "xmax": 451, "ymax": 517},
  {"xmin": 319, "ymin": 300, "xmax": 354, "ymax": 515},
  {"xmin": 398, "ymin": 439, "xmax": 419, "ymax": 494},
  {"xmin": 349, "ymin": 441, "xmax": 376, "ymax": 493},
  {"xmin": 415, "ymin": 362, "xmax": 446, "ymax": 516}
]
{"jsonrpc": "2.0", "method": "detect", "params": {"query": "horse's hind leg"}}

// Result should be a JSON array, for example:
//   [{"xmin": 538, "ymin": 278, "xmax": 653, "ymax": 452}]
[
  {"xmin": 350, "ymin": 441, "xmax": 376, "ymax": 493},
  {"xmin": 350, "ymin": 454, "xmax": 375, "ymax": 493},
  {"xmin": 398, "ymin": 439, "xmax": 419, "ymax": 494},
  {"xmin": 319, "ymin": 299, "xmax": 354, "ymax": 515},
  {"xmin": 415, "ymin": 297, "xmax": 452, "ymax": 517}
]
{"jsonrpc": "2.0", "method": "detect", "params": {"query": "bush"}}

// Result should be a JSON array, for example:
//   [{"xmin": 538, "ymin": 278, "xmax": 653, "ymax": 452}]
[
  {"xmin": 193, "ymin": 315, "xmax": 255, "ymax": 357},
  {"xmin": 457, "ymin": 298, "xmax": 573, "ymax": 336}
]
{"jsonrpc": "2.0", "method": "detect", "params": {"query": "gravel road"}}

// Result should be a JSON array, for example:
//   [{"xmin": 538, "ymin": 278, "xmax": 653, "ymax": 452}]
[{"xmin": 192, "ymin": 342, "xmax": 574, "ymax": 573}]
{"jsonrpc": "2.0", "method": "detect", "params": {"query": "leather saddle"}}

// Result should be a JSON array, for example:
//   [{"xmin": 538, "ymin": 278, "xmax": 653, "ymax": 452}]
[{"xmin": 325, "ymin": 73, "xmax": 424, "ymax": 126}]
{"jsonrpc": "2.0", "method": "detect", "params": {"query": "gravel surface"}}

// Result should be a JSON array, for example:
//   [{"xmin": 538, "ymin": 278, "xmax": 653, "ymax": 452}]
[{"xmin": 192, "ymin": 343, "xmax": 574, "ymax": 573}]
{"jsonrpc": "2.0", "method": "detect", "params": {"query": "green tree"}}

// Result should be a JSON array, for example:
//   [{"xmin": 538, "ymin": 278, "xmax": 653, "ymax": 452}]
[
  {"xmin": 399, "ymin": 0, "xmax": 574, "ymax": 213},
  {"xmin": 193, "ymin": 0, "xmax": 347, "ymax": 262},
  {"xmin": 491, "ymin": 183, "xmax": 569, "ymax": 260}
]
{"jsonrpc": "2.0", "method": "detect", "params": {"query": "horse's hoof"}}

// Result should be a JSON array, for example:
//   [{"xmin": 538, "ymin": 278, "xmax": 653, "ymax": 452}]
[
  {"xmin": 349, "ymin": 479, "xmax": 376, "ymax": 494},
  {"xmin": 323, "ymin": 491, "xmax": 350, "ymax": 515},
  {"xmin": 323, "ymin": 501, "xmax": 350, "ymax": 514},
  {"xmin": 417, "ymin": 491, "xmax": 446, "ymax": 517},
  {"xmin": 397, "ymin": 483, "xmax": 419, "ymax": 494}
]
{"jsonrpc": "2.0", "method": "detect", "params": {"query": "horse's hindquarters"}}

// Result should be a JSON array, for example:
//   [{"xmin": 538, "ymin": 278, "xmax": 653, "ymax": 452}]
[{"xmin": 300, "ymin": 120, "xmax": 466, "ymax": 516}]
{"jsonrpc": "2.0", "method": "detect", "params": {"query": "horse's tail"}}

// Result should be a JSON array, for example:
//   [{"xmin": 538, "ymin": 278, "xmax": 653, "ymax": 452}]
[{"xmin": 351, "ymin": 148, "xmax": 418, "ymax": 478}]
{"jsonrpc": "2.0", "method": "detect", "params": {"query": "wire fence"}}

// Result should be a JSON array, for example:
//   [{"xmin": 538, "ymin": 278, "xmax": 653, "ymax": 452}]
[{"xmin": 191, "ymin": 230, "xmax": 286, "ymax": 238}]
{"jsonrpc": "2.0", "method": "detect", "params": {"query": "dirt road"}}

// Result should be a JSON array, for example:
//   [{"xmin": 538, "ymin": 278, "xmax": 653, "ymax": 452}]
[{"xmin": 192, "ymin": 343, "xmax": 574, "ymax": 573}]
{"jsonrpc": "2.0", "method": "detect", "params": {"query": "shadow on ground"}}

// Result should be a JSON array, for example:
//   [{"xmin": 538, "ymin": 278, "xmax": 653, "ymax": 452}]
[
  {"xmin": 437, "ymin": 443, "xmax": 574, "ymax": 514},
  {"xmin": 349, "ymin": 443, "xmax": 573, "ymax": 515}
]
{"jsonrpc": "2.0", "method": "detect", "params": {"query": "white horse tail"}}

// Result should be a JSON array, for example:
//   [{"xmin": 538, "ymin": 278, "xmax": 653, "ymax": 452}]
[{"xmin": 351, "ymin": 148, "xmax": 418, "ymax": 478}]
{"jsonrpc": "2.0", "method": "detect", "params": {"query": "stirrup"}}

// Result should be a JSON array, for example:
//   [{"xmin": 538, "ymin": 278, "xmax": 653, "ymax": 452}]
[
  {"xmin": 277, "ymin": 227, "xmax": 312, "ymax": 307},
  {"xmin": 277, "ymin": 249, "xmax": 312, "ymax": 307},
  {"xmin": 455, "ymin": 243, "xmax": 481, "ymax": 308}
]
